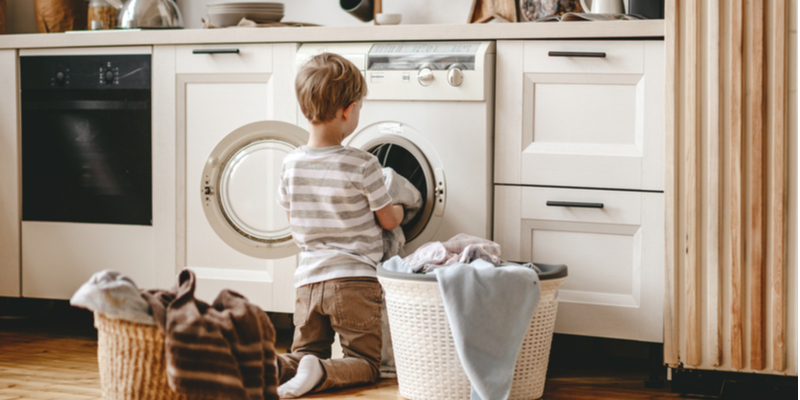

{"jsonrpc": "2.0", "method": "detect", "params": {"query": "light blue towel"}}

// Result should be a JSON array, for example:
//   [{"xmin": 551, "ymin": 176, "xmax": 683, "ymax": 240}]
[
  {"xmin": 380, "ymin": 255, "xmax": 411, "ymax": 273},
  {"xmin": 434, "ymin": 261, "xmax": 541, "ymax": 400}
]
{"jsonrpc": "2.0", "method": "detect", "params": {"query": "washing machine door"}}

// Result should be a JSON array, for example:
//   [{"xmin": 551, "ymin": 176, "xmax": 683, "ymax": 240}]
[
  {"xmin": 202, "ymin": 120, "xmax": 308, "ymax": 259},
  {"xmin": 345, "ymin": 122, "xmax": 445, "ymax": 250}
]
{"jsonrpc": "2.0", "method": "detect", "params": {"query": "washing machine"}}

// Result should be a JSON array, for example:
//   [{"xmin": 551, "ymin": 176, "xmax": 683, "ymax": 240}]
[
  {"xmin": 198, "ymin": 41, "xmax": 494, "ymax": 313},
  {"xmin": 296, "ymin": 41, "xmax": 496, "ymax": 251}
]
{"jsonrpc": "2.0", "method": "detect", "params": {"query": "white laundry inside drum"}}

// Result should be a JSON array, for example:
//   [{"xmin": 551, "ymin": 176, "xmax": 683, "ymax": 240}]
[
  {"xmin": 367, "ymin": 141, "xmax": 434, "ymax": 242},
  {"xmin": 218, "ymin": 139, "xmax": 294, "ymax": 243}
]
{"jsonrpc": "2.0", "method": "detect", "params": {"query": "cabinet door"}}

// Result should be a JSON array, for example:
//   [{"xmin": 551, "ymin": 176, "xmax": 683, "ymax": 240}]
[
  {"xmin": 494, "ymin": 185, "xmax": 664, "ymax": 342},
  {"xmin": 155, "ymin": 44, "xmax": 299, "ymax": 312},
  {"xmin": 495, "ymin": 40, "xmax": 664, "ymax": 191},
  {"xmin": 0, "ymin": 50, "xmax": 20, "ymax": 297}
]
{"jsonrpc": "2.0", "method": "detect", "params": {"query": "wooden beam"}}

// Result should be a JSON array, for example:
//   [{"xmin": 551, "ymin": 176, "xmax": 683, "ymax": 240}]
[
  {"xmin": 769, "ymin": 0, "xmax": 787, "ymax": 373},
  {"xmin": 746, "ymin": 0, "xmax": 765, "ymax": 372},
  {"xmin": 729, "ymin": 0, "xmax": 745, "ymax": 371},
  {"xmin": 684, "ymin": 0, "xmax": 701, "ymax": 368}
]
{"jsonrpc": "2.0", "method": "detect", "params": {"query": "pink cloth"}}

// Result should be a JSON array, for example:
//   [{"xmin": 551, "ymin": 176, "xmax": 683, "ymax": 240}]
[{"xmin": 402, "ymin": 234, "xmax": 503, "ymax": 273}]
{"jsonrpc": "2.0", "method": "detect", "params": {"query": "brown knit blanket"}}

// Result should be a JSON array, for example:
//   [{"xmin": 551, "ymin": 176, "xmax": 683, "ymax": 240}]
[{"xmin": 141, "ymin": 269, "xmax": 279, "ymax": 400}]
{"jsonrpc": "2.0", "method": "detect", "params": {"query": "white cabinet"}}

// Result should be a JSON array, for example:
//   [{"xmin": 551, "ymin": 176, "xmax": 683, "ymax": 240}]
[
  {"xmin": 495, "ymin": 40, "xmax": 664, "ymax": 192},
  {"xmin": 152, "ymin": 43, "xmax": 299, "ymax": 313},
  {"xmin": 493, "ymin": 40, "xmax": 665, "ymax": 342},
  {"xmin": 0, "ymin": 50, "xmax": 20, "ymax": 297},
  {"xmin": 494, "ymin": 185, "xmax": 664, "ymax": 342}
]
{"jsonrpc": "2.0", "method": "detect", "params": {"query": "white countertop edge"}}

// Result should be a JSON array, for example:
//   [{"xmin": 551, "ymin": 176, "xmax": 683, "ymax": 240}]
[{"xmin": 0, "ymin": 20, "xmax": 664, "ymax": 50}]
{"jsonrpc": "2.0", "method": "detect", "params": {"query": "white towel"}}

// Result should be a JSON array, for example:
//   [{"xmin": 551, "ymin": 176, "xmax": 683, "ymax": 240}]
[{"xmin": 70, "ymin": 270, "xmax": 155, "ymax": 325}]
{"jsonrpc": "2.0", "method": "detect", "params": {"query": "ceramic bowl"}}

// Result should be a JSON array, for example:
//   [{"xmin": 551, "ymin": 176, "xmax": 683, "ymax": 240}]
[{"xmin": 375, "ymin": 13, "xmax": 402, "ymax": 25}]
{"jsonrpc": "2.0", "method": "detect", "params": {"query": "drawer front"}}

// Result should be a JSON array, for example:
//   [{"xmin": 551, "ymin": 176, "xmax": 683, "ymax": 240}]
[
  {"xmin": 523, "ymin": 40, "xmax": 644, "ymax": 74},
  {"xmin": 494, "ymin": 40, "xmax": 664, "ymax": 191},
  {"xmin": 494, "ymin": 185, "xmax": 664, "ymax": 342},
  {"xmin": 176, "ymin": 44, "xmax": 272, "ymax": 74}
]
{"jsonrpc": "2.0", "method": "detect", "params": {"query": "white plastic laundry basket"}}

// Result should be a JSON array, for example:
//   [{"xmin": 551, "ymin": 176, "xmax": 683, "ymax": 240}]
[{"xmin": 377, "ymin": 263, "xmax": 567, "ymax": 400}]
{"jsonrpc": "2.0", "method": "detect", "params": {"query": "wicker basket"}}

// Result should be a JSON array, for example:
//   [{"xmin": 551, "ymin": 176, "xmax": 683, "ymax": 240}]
[
  {"xmin": 94, "ymin": 312, "xmax": 189, "ymax": 400},
  {"xmin": 377, "ymin": 263, "xmax": 567, "ymax": 400}
]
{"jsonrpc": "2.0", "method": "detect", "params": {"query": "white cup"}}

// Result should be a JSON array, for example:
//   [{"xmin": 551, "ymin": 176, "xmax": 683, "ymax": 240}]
[{"xmin": 580, "ymin": 0, "xmax": 625, "ymax": 14}]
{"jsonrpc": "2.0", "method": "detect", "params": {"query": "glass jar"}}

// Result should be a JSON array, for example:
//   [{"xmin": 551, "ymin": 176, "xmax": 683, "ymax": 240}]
[{"xmin": 87, "ymin": 0, "xmax": 117, "ymax": 30}]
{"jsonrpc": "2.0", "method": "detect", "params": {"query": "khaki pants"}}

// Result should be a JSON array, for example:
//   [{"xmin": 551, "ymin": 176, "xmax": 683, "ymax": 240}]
[{"xmin": 277, "ymin": 277, "xmax": 382, "ymax": 393}]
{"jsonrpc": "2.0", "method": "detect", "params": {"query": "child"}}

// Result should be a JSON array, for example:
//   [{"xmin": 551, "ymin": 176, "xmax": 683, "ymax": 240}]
[{"xmin": 275, "ymin": 53, "xmax": 404, "ymax": 398}]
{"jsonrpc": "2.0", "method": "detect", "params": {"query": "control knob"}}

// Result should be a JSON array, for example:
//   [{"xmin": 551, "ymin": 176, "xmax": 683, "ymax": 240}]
[
  {"xmin": 417, "ymin": 64, "xmax": 435, "ymax": 87},
  {"xmin": 104, "ymin": 70, "xmax": 115, "ymax": 83},
  {"xmin": 447, "ymin": 64, "xmax": 465, "ymax": 87},
  {"xmin": 55, "ymin": 71, "xmax": 65, "ymax": 84}
]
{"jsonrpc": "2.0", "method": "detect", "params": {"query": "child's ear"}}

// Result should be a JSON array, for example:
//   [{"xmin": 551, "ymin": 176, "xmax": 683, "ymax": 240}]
[{"xmin": 342, "ymin": 102, "xmax": 356, "ymax": 122}]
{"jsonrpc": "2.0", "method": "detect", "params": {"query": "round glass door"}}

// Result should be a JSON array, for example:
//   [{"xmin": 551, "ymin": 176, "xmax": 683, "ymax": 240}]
[
  {"xmin": 202, "ymin": 120, "xmax": 308, "ymax": 259},
  {"xmin": 365, "ymin": 138, "xmax": 434, "ymax": 242},
  {"xmin": 218, "ymin": 139, "xmax": 295, "ymax": 244}
]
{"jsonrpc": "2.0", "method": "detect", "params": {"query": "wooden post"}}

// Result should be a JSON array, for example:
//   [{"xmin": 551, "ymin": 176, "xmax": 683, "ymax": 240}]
[
  {"xmin": 769, "ymin": 0, "xmax": 787, "ymax": 373},
  {"xmin": 663, "ymin": 0, "xmax": 681, "ymax": 367},
  {"xmin": 729, "ymin": 0, "xmax": 745, "ymax": 371},
  {"xmin": 684, "ymin": 0, "xmax": 702, "ymax": 368},
  {"xmin": 705, "ymin": 0, "xmax": 722, "ymax": 368},
  {"xmin": 746, "ymin": 0, "xmax": 765, "ymax": 372}
]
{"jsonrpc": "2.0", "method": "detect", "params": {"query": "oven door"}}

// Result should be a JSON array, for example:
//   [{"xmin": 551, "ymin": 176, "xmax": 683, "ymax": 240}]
[{"xmin": 21, "ymin": 90, "xmax": 152, "ymax": 225}]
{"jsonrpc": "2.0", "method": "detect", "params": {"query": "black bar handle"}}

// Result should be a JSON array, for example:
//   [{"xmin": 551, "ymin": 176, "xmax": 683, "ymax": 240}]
[
  {"xmin": 548, "ymin": 51, "xmax": 607, "ymax": 58},
  {"xmin": 546, "ymin": 201, "xmax": 605, "ymax": 209},
  {"xmin": 22, "ymin": 100, "xmax": 151, "ymax": 111},
  {"xmin": 193, "ymin": 48, "xmax": 240, "ymax": 54}
]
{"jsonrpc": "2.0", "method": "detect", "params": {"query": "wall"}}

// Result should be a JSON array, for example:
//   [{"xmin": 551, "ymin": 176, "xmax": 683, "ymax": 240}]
[
  {"xmin": 4, "ymin": 0, "xmax": 477, "ymax": 33},
  {"xmin": 178, "ymin": 0, "xmax": 475, "ymax": 29}
]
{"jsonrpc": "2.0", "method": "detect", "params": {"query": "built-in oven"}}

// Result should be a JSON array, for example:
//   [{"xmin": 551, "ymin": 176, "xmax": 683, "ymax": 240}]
[{"xmin": 20, "ymin": 54, "xmax": 152, "ymax": 225}]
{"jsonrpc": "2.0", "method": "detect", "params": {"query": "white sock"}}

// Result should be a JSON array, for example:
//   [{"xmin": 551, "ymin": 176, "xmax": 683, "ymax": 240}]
[{"xmin": 278, "ymin": 355, "xmax": 324, "ymax": 398}]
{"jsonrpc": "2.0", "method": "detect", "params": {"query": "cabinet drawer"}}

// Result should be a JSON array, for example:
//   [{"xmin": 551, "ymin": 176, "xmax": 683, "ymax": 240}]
[
  {"xmin": 523, "ymin": 40, "xmax": 644, "ymax": 74},
  {"xmin": 494, "ymin": 40, "xmax": 664, "ymax": 191},
  {"xmin": 176, "ymin": 44, "xmax": 272, "ymax": 74},
  {"xmin": 494, "ymin": 185, "xmax": 664, "ymax": 342}
]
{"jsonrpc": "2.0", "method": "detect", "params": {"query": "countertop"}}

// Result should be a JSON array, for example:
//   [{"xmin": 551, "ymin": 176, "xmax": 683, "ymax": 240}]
[{"xmin": 0, "ymin": 20, "xmax": 664, "ymax": 50}]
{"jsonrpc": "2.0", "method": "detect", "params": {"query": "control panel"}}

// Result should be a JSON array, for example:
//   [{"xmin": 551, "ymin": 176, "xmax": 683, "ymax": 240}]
[
  {"xmin": 20, "ymin": 55, "xmax": 151, "ymax": 91},
  {"xmin": 297, "ymin": 42, "xmax": 495, "ymax": 102}
]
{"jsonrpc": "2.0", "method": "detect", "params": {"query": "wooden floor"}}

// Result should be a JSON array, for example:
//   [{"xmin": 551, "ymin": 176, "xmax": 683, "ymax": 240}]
[{"xmin": 0, "ymin": 302, "xmax": 682, "ymax": 400}]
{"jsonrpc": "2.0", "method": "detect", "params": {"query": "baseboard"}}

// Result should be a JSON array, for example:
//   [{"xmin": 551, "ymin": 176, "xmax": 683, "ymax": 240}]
[{"xmin": 671, "ymin": 367, "xmax": 798, "ymax": 400}]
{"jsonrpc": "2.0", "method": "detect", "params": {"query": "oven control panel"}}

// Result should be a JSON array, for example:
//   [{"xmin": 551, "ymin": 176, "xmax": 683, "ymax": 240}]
[{"xmin": 20, "ymin": 55, "xmax": 151, "ymax": 90}]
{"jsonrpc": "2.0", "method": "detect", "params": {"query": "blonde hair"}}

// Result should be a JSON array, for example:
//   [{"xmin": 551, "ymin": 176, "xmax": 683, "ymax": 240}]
[{"xmin": 295, "ymin": 53, "xmax": 367, "ymax": 123}]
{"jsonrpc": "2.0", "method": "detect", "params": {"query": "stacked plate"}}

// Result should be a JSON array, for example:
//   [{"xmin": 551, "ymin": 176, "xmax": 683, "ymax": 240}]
[{"xmin": 207, "ymin": 2, "xmax": 285, "ymax": 27}]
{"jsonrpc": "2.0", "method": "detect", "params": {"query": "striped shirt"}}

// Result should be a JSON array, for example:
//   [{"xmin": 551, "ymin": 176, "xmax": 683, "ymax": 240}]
[{"xmin": 277, "ymin": 145, "xmax": 391, "ymax": 287}]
